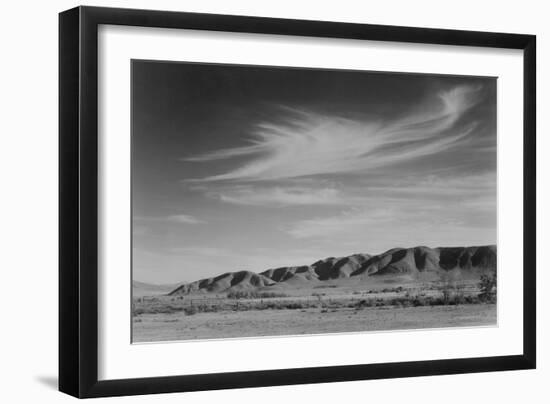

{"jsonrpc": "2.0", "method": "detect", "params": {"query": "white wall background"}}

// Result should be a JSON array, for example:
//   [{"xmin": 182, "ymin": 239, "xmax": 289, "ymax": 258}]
[{"xmin": 0, "ymin": 0, "xmax": 546, "ymax": 402}]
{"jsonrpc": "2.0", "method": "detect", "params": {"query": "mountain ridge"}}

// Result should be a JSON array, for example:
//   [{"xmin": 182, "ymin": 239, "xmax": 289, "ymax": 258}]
[{"xmin": 168, "ymin": 245, "xmax": 496, "ymax": 296}]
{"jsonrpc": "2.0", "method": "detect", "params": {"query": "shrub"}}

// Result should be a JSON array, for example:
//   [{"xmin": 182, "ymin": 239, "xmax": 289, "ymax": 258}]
[
  {"xmin": 380, "ymin": 286, "xmax": 405, "ymax": 293},
  {"xmin": 132, "ymin": 308, "xmax": 144, "ymax": 316},
  {"xmin": 354, "ymin": 299, "xmax": 377, "ymax": 309},
  {"xmin": 453, "ymin": 292, "xmax": 467, "ymax": 305},
  {"xmin": 390, "ymin": 297, "xmax": 413, "ymax": 307},
  {"xmin": 412, "ymin": 296, "xmax": 428, "ymax": 307},
  {"xmin": 184, "ymin": 306, "xmax": 198, "ymax": 315},
  {"xmin": 285, "ymin": 302, "xmax": 304, "ymax": 310},
  {"xmin": 441, "ymin": 288, "xmax": 452, "ymax": 304},
  {"xmin": 479, "ymin": 269, "xmax": 497, "ymax": 302}
]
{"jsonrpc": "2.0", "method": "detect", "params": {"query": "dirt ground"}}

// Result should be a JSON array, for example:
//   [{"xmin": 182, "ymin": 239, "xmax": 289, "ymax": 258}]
[{"xmin": 132, "ymin": 303, "xmax": 496, "ymax": 343}]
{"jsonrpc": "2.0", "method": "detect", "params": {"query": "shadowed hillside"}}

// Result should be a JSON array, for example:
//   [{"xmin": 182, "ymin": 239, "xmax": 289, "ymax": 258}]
[
  {"xmin": 168, "ymin": 270, "xmax": 275, "ymax": 295},
  {"xmin": 168, "ymin": 245, "xmax": 496, "ymax": 295}
]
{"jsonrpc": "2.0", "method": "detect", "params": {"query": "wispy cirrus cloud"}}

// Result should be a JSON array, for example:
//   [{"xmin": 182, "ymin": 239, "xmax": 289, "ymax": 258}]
[
  {"xmin": 215, "ymin": 186, "xmax": 345, "ymax": 206},
  {"xmin": 361, "ymin": 172, "xmax": 497, "ymax": 197},
  {"xmin": 286, "ymin": 207, "xmax": 398, "ymax": 239},
  {"xmin": 282, "ymin": 171, "xmax": 497, "ymax": 239},
  {"xmin": 284, "ymin": 171, "xmax": 496, "ymax": 239},
  {"xmin": 285, "ymin": 201, "xmax": 494, "ymax": 244},
  {"xmin": 134, "ymin": 214, "xmax": 205, "ymax": 224},
  {"xmin": 183, "ymin": 85, "xmax": 483, "ymax": 182},
  {"xmin": 198, "ymin": 170, "xmax": 496, "ymax": 208},
  {"xmin": 168, "ymin": 214, "xmax": 205, "ymax": 224}
]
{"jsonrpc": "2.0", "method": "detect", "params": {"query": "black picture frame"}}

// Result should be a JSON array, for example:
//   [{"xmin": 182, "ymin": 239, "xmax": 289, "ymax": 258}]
[{"xmin": 59, "ymin": 5, "xmax": 536, "ymax": 398}]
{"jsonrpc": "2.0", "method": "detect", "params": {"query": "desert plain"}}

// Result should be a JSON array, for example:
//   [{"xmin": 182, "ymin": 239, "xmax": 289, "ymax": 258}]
[{"xmin": 132, "ymin": 246, "xmax": 497, "ymax": 342}]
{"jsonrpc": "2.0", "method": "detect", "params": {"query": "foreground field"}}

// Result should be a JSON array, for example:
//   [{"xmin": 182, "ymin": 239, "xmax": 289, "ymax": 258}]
[
  {"xmin": 133, "ymin": 303, "xmax": 496, "ymax": 342},
  {"xmin": 132, "ymin": 275, "xmax": 496, "ymax": 342}
]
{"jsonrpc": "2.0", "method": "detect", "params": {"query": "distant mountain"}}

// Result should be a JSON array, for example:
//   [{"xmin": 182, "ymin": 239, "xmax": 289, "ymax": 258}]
[
  {"xmin": 168, "ymin": 245, "xmax": 496, "ymax": 296},
  {"xmin": 167, "ymin": 271, "xmax": 274, "ymax": 295},
  {"xmin": 133, "ymin": 281, "xmax": 182, "ymax": 297}
]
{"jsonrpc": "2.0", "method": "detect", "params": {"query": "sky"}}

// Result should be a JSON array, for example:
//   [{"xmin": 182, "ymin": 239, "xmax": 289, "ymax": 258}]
[{"xmin": 131, "ymin": 60, "xmax": 496, "ymax": 284}]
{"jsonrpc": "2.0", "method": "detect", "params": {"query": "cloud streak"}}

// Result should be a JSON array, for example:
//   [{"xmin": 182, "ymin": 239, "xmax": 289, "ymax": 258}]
[
  {"xmin": 286, "ymin": 200, "xmax": 495, "ymax": 243},
  {"xmin": 197, "ymin": 170, "xmax": 496, "ymax": 208},
  {"xmin": 215, "ymin": 186, "xmax": 346, "ymax": 206},
  {"xmin": 286, "ymin": 208, "xmax": 396, "ymax": 239},
  {"xmin": 184, "ymin": 85, "xmax": 482, "ymax": 182},
  {"xmin": 169, "ymin": 214, "xmax": 205, "ymax": 224},
  {"xmin": 135, "ymin": 214, "xmax": 205, "ymax": 224}
]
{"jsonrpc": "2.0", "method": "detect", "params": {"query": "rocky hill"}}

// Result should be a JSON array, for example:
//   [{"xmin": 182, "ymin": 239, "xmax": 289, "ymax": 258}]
[{"xmin": 168, "ymin": 245, "xmax": 496, "ymax": 295}]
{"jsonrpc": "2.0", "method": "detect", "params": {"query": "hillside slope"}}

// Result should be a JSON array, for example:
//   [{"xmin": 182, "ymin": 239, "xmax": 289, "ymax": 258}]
[{"xmin": 168, "ymin": 245, "xmax": 496, "ymax": 295}]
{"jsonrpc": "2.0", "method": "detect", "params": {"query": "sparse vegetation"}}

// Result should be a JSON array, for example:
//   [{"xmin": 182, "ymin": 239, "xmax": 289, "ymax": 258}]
[
  {"xmin": 226, "ymin": 290, "xmax": 289, "ymax": 299},
  {"xmin": 183, "ymin": 306, "xmax": 198, "ymax": 315},
  {"xmin": 133, "ymin": 272, "xmax": 497, "ymax": 324},
  {"xmin": 380, "ymin": 286, "xmax": 405, "ymax": 293},
  {"xmin": 133, "ymin": 246, "xmax": 498, "ymax": 342},
  {"xmin": 478, "ymin": 269, "xmax": 497, "ymax": 303},
  {"xmin": 387, "ymin": 294, "xmax": 481, "ymax": 308},
  {"xmin": 132, "ymin": 300, "xmax": 186, "ymax": 316},
  {"xmin": 134, "ymin": 285, "xmax": 494, "ymax": 318}
]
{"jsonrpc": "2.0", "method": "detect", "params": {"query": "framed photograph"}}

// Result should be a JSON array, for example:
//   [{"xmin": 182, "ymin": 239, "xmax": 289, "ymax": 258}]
[{"xmin": 59, "ymin": 6, "xmax": 536, "ymax": 398}]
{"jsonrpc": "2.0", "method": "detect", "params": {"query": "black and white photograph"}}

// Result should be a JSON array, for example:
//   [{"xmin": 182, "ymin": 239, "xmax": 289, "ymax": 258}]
[
  {"xmin": 131, "ymin": 61, "xmax": 498, "ymax": 343},
  {"xmin": 1, "ymin": 0, "xmax": 543, "ymax": 401}
]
